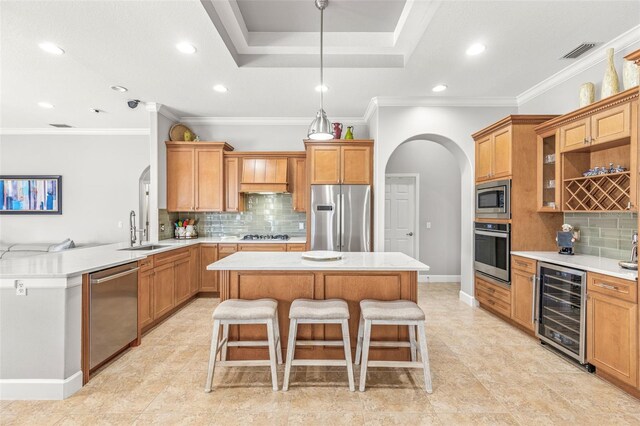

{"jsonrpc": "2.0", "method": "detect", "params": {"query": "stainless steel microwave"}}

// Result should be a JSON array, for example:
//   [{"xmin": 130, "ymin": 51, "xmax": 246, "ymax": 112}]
[{"xmin": 476, "ymin": 179, "xmax": 510, "ymax": 219}]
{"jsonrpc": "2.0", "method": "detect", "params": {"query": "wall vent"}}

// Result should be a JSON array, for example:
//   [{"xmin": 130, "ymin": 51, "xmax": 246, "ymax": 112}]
[
  {"xmin": 49, "ymin": 124, "xmax": 73, "ymax": 128},
  {"xmin": 561, "ymin": 43, "xmax": 598, "ymax": 59}
]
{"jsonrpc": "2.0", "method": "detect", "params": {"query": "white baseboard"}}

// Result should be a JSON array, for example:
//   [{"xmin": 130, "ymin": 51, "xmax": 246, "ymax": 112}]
[
  {"xmin": 458, "ymin": 290, "xmax": 478, "ymax": 307},
  {"xmin": 0, "ymin": 371, "xmax": 83, "ymax": 400},
  {"xmin": 419, "ymin": 274, "xmax": 461, "ymax": 283}
]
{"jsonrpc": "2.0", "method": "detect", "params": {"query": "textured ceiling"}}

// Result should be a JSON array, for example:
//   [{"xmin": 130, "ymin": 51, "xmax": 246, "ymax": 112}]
[{"xmin": 1, "ymin": 0, "xmax": 638, "ymax": 129}]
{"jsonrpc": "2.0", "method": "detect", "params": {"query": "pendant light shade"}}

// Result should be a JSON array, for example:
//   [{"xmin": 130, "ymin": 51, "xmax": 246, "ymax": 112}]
[
  {"xmin": 308, "ymin": 0, "xmax": 333, "ymax": 140},
  {"xmin": 308, "ymin": 109, "xmax": 333, "ymax": 140}
]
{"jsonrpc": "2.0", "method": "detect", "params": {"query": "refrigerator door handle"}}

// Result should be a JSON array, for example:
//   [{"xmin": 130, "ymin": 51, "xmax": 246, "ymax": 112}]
[{"xmin": 340, "ymin": 193, "xmax": 345, "ymax": 250}]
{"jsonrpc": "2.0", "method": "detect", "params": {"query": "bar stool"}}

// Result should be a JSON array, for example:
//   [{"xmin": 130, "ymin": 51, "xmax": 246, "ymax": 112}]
[
  {"xmin": 204, "ymin": 298, "xmax": 283, "ymax": 392},
  {"xmin": 283, "ymin": 299, "xmax": 355, "ymax": 391},
  {"xmin": 355, "ymin": 299, "xmax": 432, "ymax": 393}
]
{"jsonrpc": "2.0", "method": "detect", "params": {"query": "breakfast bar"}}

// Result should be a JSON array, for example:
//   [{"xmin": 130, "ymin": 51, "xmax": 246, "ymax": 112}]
[{"xmin": 207, "ymin": 251, "xmax": 429, "ymax": 361}]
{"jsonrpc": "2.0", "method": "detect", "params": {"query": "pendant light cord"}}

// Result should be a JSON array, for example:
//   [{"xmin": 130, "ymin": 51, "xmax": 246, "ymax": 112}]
[{"xmin": 320, "ymin": 7, "xmax": 324, "ymax": 110}]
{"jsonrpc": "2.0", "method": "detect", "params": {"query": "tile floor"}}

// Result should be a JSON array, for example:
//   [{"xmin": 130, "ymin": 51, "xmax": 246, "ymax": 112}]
[{"xmin": 2, "ymin": 283, "xmax": 640, "ymax": 425}]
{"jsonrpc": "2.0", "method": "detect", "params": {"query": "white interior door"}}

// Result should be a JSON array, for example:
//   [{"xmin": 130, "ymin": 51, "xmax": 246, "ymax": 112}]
[{"xmin": 384, "ymin": 175, "xmax": 417, "ymax": 258}]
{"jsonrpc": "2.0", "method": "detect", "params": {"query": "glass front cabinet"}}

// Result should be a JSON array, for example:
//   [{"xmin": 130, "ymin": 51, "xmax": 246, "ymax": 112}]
[{"xmin": 537, "ymin": 129, "xmax": 561, "ymax": 212}]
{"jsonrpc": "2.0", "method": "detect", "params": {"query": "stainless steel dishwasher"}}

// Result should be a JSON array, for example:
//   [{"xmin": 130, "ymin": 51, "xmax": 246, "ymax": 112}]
[{"xmin": 89, "ymin": 262, "xmax": 138, "ymax": 370}]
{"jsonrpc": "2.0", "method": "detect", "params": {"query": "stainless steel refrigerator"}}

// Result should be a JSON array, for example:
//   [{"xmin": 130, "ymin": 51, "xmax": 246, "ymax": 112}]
[{"xmin": 310, "ymin": 185, "xmax": 371, "ymax": 252}]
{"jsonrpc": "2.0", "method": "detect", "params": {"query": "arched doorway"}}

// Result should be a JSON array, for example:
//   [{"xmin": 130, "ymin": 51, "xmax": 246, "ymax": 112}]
[{"xmin": 376, "ymin": 133, "xmax": 475, "ymax": 306}]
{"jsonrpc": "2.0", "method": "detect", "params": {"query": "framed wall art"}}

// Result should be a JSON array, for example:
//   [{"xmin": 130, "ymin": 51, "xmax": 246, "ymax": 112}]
[{"xmin": 0, "ymin": 175, "xmax": 62, "ymax": 214}]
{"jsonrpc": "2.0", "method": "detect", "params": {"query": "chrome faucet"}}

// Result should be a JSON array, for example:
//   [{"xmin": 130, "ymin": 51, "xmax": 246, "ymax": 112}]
[
  {"xmin": 631, "ymin": 231, "xmax": 638, "ymax": 263},
  {"xmin": 130, "ymin": 210, "xmax": 137, "ymax": 247}
]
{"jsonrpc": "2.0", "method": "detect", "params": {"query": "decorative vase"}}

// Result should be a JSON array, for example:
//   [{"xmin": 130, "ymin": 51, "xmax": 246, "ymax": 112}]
[
  {"xmin": 344, "ymin": 126, "xmax": 354, "ymax": 140},
  {"xmin": 601, "ymin": 48, "xmax": 620, "ymax": 99},
  {"xmin": 579, "ymin": 82, "xmax": 595, "ymax": 107},
  {"xmin": 623, "ymin": 59, "xmax": 639, "ymax": 90},
  {"xmin": 333, "ymin": 122, "xmax": 343, "ymax": 139}
]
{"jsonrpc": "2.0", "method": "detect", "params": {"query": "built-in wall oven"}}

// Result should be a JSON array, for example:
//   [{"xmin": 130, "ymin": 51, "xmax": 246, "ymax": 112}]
[
  {"xmin": 476, "ymin": 179, "xmax": 510, "ymax": 219},
  {"xmin": 474, "ymin": 222, "xmax": 510, "ymax": 284}
]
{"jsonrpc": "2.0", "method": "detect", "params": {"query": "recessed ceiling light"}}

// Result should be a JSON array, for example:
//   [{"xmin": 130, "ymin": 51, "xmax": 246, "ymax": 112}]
[
  {"xmin": 432, "ymin": 84, "xmax": 447, "ymax": 93},
  {"xmin": 38, "ymin": 102, "xmax": 54, "ymax": 109},
  {"xmin": 176, "ymin": 42, "xmax": 197, "ymax": 54},
  {"xmin": 315, "ymin": 84, "xmax": 328, "ymax": 92},
  {"xmin": 466, "ymin": 43, "xmax": 486, "ymax": 56},
  {"xmin": 39, "ymin": 42, "xmax": 65, "ymax": 55},
  {"xmin": 213, "ymin": 84, "xmax": 228, "ymax": 93},
  {"xmin": 110, "ymin": 85, "xmax": 128, "ymax": 92}
]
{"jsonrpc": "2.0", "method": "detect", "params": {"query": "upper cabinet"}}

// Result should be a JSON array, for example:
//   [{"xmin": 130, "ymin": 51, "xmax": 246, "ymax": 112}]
[
  {"xmin": 224, "ymin": 156, "xmax": 243, "ymax": 212},
  {"xmin": 289, "ymin": 156, "xmax": 307, "ymax": 212},
  {"xmin": 166, "ymin": 142, "xmax": 234, "ymax": 212},
  {"xmin": 535, "ymin": 88, "xmax": 638, "ymax": 212},
  {"xmin": 473, "ymin": 123, "xmax": 513, "ymax": 182},
  {"xmin": 240, "ymin": 157, "xmax": 288, "ymax": 192},
  {"xmin": 306, "ymin": 140, "xmax": 373, "ymax": 185}
]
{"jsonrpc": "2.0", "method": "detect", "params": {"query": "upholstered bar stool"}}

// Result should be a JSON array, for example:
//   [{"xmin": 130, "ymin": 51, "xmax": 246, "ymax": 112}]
[
  {"xmin": 205, "ymin": 298, "xmax": 283, "ymax": 392},
  {"xmin": 355, "ymin": 299, "xmax": 432, "ymax": 393},
  {"xmin": 283, "ymin": 299, "xmax": 355, "ymax": 392}
]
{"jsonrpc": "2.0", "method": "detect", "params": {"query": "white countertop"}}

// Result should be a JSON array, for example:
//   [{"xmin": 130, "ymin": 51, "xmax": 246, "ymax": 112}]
[
  {"xmin": 206, "ymin": 251, "xmax": 430, "ymax": 271},
  {"xmin": 0, "ymin": 236, "xmax": 306, "ymax": 279},
  {"xmin": 511, "ymin": 251, "xmax": 638, "ymax": 281}
]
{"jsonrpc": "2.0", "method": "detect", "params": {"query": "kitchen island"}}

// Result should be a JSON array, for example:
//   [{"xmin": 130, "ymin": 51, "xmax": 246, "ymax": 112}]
[{"xmin": 207, "ymin": 251, "xmax": 429, "ymax": 361}]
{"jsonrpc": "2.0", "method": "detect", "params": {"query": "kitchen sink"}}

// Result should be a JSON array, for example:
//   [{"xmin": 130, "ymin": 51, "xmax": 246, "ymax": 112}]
[{"xmin": 119, "ymin": 244, "xmax": 169, "ymax": 251}]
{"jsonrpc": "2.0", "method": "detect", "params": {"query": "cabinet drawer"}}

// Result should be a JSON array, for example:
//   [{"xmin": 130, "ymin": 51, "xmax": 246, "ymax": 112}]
[
  {"xmin": 238, "ymin": 243, "xmax": 286, "ymax": 252},
  {"xmin": 476, "ymin": 287, "xmax": 511, "ymax": 318},
  {"xmin": 287, "ymin": 243, "xmax": 307, "ymax": 252},
  {"xmin": 139, "ymin": 257, "xmax": 154, "ymax": 272},
  {"xmin": 511, "ymin": 256, "xmax": 536, "ymax": 274},
  {"xmin": 153, "ymin": 247, "xmax": 190, "ymax": 266},
  {"xmin": 475, "ymin": 277, "xmax": 511, "ymax": 304},
  {"xmin": 218, "ymin": 244, "xmax": 238, "ymax": 255},
  {"xmin": 587, "ymin": 272, "xmax": 637, "ymax": 303}
]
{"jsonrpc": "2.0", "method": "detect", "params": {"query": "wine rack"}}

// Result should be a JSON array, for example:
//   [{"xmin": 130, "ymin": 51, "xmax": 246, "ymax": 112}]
[{"xmin": 564, "ymin": 171, "xmax": 631, "ymax": 211}]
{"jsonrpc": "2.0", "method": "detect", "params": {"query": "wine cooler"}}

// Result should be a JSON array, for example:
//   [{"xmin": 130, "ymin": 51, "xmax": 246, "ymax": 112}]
[{"xmin": 535, "ymin": 262, "xmax": 587, "ymax": 363}]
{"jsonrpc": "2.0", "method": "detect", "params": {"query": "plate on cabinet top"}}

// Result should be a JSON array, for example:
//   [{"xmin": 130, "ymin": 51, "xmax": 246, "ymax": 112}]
[{"xmin": 301, "ymin": 251, "xmax": 343, "ymax": 261}]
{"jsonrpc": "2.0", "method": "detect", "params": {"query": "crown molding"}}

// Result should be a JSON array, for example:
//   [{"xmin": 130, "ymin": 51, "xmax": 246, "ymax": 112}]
[
  {"xmin": 0, "ymin": 128, "xmax": 150, "ymax": 136},
  {"xmin": 517, "ymin": 24, "xmax": 640, "ymax": 106},
  {"xmin": 145, "ymin": 103, "xmax": 180, "ymax": 123},
  {"xmin": 180, "ymin": 116, "xmax": 367, "ymax": 126}
]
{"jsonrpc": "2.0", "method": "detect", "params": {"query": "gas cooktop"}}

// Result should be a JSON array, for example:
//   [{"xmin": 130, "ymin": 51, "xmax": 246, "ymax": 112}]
[{"xmin": 241, "ymin": 234, "xmax": 290, "ymax": 241}]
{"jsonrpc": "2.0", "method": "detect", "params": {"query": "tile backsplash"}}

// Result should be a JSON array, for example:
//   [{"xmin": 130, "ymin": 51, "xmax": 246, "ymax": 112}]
[
  {"xmin": 564, "ymin": 212, "xmax": 637, "ymax": 260},
  {"xmin": 160, "ymin": 193, "xmax": 306, "ymax": 239}
]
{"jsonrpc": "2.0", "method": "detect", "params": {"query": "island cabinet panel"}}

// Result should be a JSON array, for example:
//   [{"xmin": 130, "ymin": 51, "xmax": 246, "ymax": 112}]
[
  {"xmin": 228, "ymin": 272, "xmax": 316, "ymax": 360},
  {"xmin": 174, "ymin": 257, "xmax": 191, "ymax": 305},
  {"xmin": 153, "ymin": 262, "xmax": 175, "ymax": 319},
  {"xmin": 587, "ymin": 272, "xmax": 638, "ymax": 387},
  {"xmin": 200, "ymin": 244, "xmax": 219, "ymax": 292},
  {"xmin": 221, "ymin": 270, "xmax": 415, "ymax": 361}
]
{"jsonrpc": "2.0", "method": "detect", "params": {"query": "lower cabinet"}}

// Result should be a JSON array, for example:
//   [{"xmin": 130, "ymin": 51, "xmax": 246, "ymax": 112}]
[
  {"xmin": 586, "ymin": 272, "xmax": 638, "ymax": 387},
  {"xmin": 238, "ymin": 243, "xmax": 286, "ymax": 252},
  {"xmin": 287, "ymin": 243, "xmax": 307, "ymax": 252},
  {"xmin": 474, "ymin": 274, "xmax": 511, "ymax": 319},
  {"xmin": 153, "ymin": 262, "xmax": 176, "ymax": 319},
  {"xmin": 138, "ymin": 267, "xmax": 154, "ymax": 330},
  {"xmin": 200, "ymin": 244, "xmax": 219, "ymax": 292},
  {"xmin": 510, "ymin": 256, "xmax": 537, "ymax": 333},
  {"xmin": 174, "ymin": 257, "xmax": 191, "ymax": 305},
  {"xmin": 189, "ymin": 246, "xmax": 200, "ymax": 295}
]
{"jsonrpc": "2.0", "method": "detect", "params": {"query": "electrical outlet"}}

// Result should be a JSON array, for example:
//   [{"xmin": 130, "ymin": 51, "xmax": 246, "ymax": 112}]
[
  {"xmin": 15, "ymin": 280, "xmax": 26, "ymax": 296},
  {"xmin": 299, "ymin": 222, "xmax": 305, "ymax": 230},
  {"xmin": 160, "ymin": 223, "xmax": 166, "ymax": 232},
  {"xmin": 426, "ymin": 222, "xmax": 431, "ymax": 229}
]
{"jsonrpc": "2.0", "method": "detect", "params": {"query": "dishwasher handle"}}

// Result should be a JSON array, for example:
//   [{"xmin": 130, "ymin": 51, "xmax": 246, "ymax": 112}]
[{"xmin": 90, "ymin": 267, "xmax": 139, "ymax": 285}]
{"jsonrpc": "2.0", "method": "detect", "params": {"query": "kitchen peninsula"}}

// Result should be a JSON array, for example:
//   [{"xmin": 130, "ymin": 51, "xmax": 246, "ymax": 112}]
[{"xmin": 206, "ymin": 251, "xmax": 429, "ymax": 361}]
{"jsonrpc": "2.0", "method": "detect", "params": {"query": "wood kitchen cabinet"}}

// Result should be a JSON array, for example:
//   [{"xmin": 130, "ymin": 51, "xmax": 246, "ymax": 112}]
[
  {"xmin": 241, "ymin": 158, "xmax": 288, "ymax": 187},
  {"xmin": 560, "ymin": 101, "xmax": 631, "ymax": 152},
  {"xmin": 166, "ymin": 142, "xmax": 234, "ymax": 212},
  {"xmin": 153, "ymin": 262, "xmax": 175, "ymax": 319},
  {"xmin": 289, "ymin": 157, "xmax": 307, "ymax": 212},
  {"xmin": 286, "ymin": 243, "xmax": 307, "ymax": 252},
  {"xmin": 306, "ymin": 140, "xmax": 373, "ymax": 185},
  {"xmin": 200, "ymin": 244, "xmax": 219, "ymax": 292},
  {"xmin": 174, "ymin": 256, "xmax": 191, "ymax": 305},
  {"xmin": 587, "ymin": 272, "xmax": 638, "ymax": 387},
  {"xmin": 238, "ymin": 243, "xmax": 287, "ymax": 252},
  {"xmin": 474, "ymin": 274, "xmax": 511, "ymax": 319},
  {"xmin": 138, "ymin": 258, "xmax": 154, "ymax": 330},
  {"xmin": 474, "ymin": 126, "xmax": 511, "ymax": 182},
  {"xmin": 510, "ymin": 256, "xmax": 537, "ymax": 333},
  {"xmin": 189, "ymin": 245, "xmax": 200, "ymax": 296},
  {"xmin": 224, "ymin": 157, "xmax": 244, "ymax": 212},
  {"xmin": 536, "ymin": 129, "xmax": 561, "ymax": 212}
]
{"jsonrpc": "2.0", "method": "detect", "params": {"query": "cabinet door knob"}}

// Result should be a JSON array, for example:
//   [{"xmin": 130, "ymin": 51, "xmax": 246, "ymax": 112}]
[{"xmin": 406, "ymin": 232, "xmax": 414, "ymax": 236}]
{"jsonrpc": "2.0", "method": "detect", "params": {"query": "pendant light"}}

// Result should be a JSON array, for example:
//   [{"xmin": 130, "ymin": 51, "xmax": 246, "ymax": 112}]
[{"xmin": 308, "ymin": 0, "xmax": 333, "ymax": 140}]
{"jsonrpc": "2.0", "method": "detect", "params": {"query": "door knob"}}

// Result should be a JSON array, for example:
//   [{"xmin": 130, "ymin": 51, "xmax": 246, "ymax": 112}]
[{"xmin": 406, "ymin": 232, "xmax": 414, "ymax": 236}]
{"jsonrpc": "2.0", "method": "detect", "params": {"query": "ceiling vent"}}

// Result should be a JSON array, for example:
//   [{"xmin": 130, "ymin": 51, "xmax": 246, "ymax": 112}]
[
  {"xmin": 561, "ymin": 43, "xmax": 598, "ymax": 59},
  {"xmin": 49, "ymin": 123, "xmax": 73, "ymax": 128}
]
